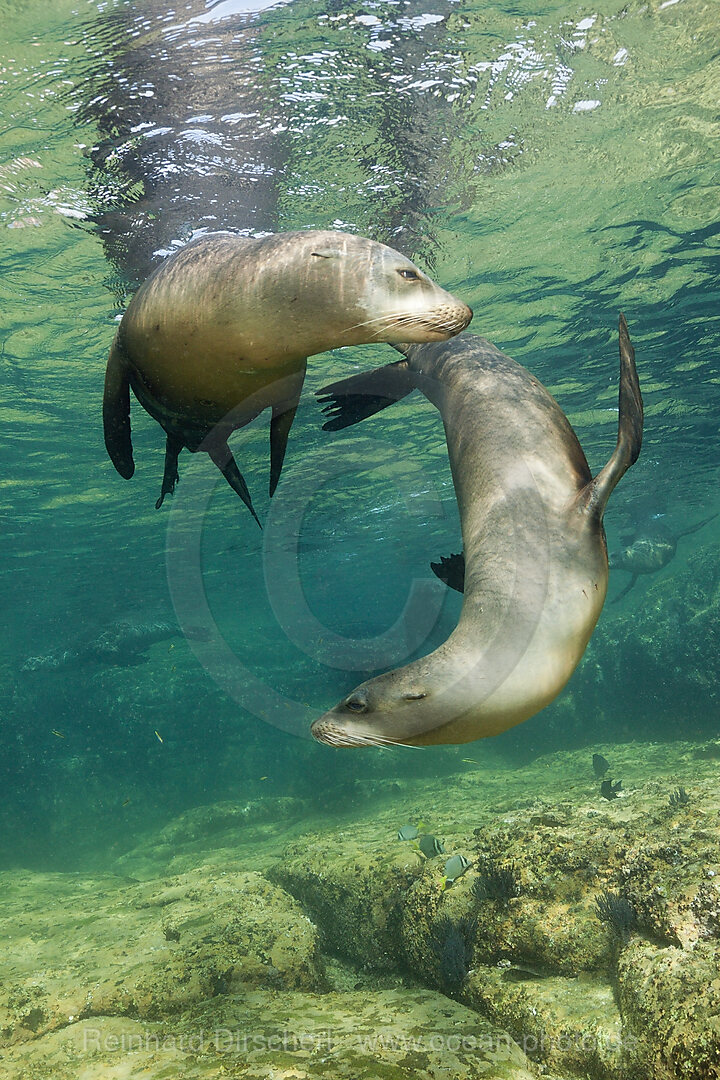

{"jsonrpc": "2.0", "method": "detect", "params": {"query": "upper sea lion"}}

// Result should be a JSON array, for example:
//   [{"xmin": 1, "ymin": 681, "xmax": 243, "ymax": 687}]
[
  {"xmin": 311, "ymin": 315, "xmax": 642, "ymax": 747},
  {"xmin": 103, "ymin": 230, "xmax": 472, "ymax": 523}
]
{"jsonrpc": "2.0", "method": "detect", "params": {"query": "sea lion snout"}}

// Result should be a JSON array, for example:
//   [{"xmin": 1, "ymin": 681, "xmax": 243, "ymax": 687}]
[
  {"xmin": 312, "ymin": 678, "xmax": 436, "ymax": 747},
  {"xmin": 310, "ymin": 718, "xmax": 373, "ymax": 747}
]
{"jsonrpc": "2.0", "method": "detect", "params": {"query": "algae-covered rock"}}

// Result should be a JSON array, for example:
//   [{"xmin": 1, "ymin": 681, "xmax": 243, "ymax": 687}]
[
  {"xmin": 618, "ymin": 938, "xmax": 720, "ymax": 1079},
  {"xmin": 0, "ymin": 867, "xmax": 324, "ymax": 1046},
  {"xmin": 0, "ymin": 990, "xmax": 547, "ymax": 1080},
  {"xmin": 269, "ymin": 833, "xmax": 425, "ymax": 968},
  {"xmin": 464, "ymin": 967, "xmax": 624, "ymax": 1080},
  {"xmin": 3, "ymin": 739, "xmax": 718, "ymax": 1080},
  {"xmin": 267, "ymin": 742, "xmax": 720, "ymax": 1079},
  {"xmin": 113, "ymin": 797, "xmax": 312, "ymax": 879}
]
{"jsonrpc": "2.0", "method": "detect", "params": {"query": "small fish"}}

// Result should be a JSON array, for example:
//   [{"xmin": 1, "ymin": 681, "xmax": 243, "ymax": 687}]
[
  {"xmin": 600, "ymin": 779, "xmax": 622, "ymax": 800},
  {"xmin": 443, "ymin": 854, "xmax": 470, "ymax": 885},
  {"xmin": 154, "ymin": 730, "xmax": 164, "ymax": 743},
  {"xmin": 259, "ymin": 776, "xmax": 268, "ymax": 781},
  {"xmin": 418, "ymin": 834, "xmax": 445, "ymax": 858},
  {"xmin": 397, "ymin": 824, "xmax": 419, "ymax": 841},
  {"xmin": 593, "ymin": 753, "xmax": 610, "ymax": 778},
  {"xmin": 121, "ymin": 798, "xmax": 131, "ymax": 806},
  {"xmin": 462, "ymin": 758, "xmax": 481, "ymax": 765},
  {"xmin": 51, "ymin": 729, "xmax": 66, "ymax": 739}
]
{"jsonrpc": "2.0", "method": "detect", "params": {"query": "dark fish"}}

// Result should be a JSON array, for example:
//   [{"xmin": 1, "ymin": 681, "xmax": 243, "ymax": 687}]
[
  {"xmin": 600, "ymin": 779, "xmax": 622, "ymax": 800},
  {"xmin": 593, "ymin": 753, "xmax": 610, "ymax": 778},
  {"xmin": 444, "ymin": 854, "xmax": 470, "ymax": 883},
  {"xmin": 418, "ymin": 834, "xmax": 445, "ymax": 858}
]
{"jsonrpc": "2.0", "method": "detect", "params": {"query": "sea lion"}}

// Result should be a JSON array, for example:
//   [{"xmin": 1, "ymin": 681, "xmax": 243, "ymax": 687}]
[
  {"xmin": 103, "ymin": 230, "xmax": 472, "ymax": 522},
  {"xmin": 311, "ymin": 315, "xmax": 642, "ymax": 747},
  {"xmin": 22, "ymin": 616, "xmax": 179, "ymax": 672},
  {"xmin": 609, "ymin": 513, "xmax": 717, "ymax": 602}
]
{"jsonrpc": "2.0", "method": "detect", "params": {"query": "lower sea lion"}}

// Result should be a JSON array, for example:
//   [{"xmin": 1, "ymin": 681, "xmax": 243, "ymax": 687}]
[
  {"xmin": 103, "ymin": 230, "xmax": 472, "ymax": 523},
  {"xmin": 311, "ymin": 315, "xmax": 642, "ymax": 747}
]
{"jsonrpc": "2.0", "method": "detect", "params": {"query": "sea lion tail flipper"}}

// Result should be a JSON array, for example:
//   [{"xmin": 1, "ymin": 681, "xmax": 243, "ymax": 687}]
[
  {"xmin": 676, "ymin": 512, "xmax": 719, "ymax": 540},
  {"xmin": 155, "ymin": 434, "xmax": 184, "ymax": 509},
  {"xmin": 207, "ymin": 442, "xmax": 261, "ymax": 528},
  {"xmin": 430, "ymin": 552, "xmax": 465, "ymax": 593},
  {"xmin": 611, "ymin": 574, "xmax": 638, "ymax": 604},
  {"xmin": 269, "ymin": 403, "xmax": 298, "ymax": 498},
  {"xmin": 103, "ymin": 339, "xmax": 135, "ymax": 479},
  {"xmin": 580, "ymin": 313, "xmax": 643, "ymax": 519},
  {"xmin": 317, "ymin": 359, "xmax": 414, "ymax": 431}
]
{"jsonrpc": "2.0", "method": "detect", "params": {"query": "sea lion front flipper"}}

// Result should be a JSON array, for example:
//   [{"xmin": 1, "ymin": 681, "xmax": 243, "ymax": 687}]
[
  {"xmin": 103, "ymin": 339, "xmax": 135, "ymax": 479},
  {"xmin": 430, "ymin": 552, "xmax": 466, "ymax": 593},
  {"xmin": 155, "ymin": 434, "xmax": 184, "ymax": 509},
  {"xmin": 611, "ymin": 574, "xmax": 638, "ymax": 604},
  {"xmin": 269, "ymin": 403, "xmax": 298, "ymax": 498},
  {"xmin": 207, "ymin": 442, "xmax": 261, "ymax": 528},
  {"xmin": 317, "ymin": 359, "xmax": 414, "ymax": 431},
  {"xmin": 580, "ymin": 313, "xmax": 643, "ymax": 519}
]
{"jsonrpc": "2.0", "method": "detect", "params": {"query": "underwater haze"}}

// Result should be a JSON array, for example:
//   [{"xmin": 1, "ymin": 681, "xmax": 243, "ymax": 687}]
[{"xmin": 1, "ymin": 0, "xmax": 719, "ymax": 1077}]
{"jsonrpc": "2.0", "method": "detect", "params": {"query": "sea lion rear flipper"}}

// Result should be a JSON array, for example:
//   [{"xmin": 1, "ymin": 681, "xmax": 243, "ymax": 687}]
[
  {"xmin": 207, "ymin": 442, "xmax": 261, "ymax": 528},
  {"xmin": 155, "ymin": 434, "xmax": 184, "ymax": 509},
  {"xmin": 430, "ymin": 552, "xmax": 465, "ymax": 593},
  {"xmin": 269, "ymin": 403, "xmax": 298, "ymax": 498},
  {"xmin": 580, "ymin": 314, "xmax": 643, "ymax": 519},
  {"xmin": 103, "ymin": 340, "xmax": 135, "ymax": 479},
  {"xmin": 317, "ymin": 359, "xmax": 414, "ymax": 431},
  {"xmin": 676, "ymin": 512, "xmax": 719, "ymax": 540},
  {"xmin": 611, "ymin": 574, "xmax": 638, "ymax": 604}
]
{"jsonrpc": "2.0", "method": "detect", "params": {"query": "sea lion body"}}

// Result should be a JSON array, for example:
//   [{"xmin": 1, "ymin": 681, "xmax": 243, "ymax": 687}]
[
  {"xmin": 608, "ymin": 513, "xmax": 716, "ymax": 602},
  {"xmin": 610, "ymin": 534, "xmax": 676, "ymax": 575},
  {"xmin": 103, "ymin": 230, "xmax": 472, "ymax": 520},
  {"xmin": 312, "ymin": 316, "xmax": 642, "ymax": 747},
  {"xmin": 22, "ymin": 617, "xmax": 177, "ymax": 672}
]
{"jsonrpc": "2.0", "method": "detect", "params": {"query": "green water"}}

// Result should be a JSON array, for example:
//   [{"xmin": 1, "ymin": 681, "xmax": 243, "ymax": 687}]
[{"xmin": 1, "ymin": 0, "xmax": 718, "ymax": 864}]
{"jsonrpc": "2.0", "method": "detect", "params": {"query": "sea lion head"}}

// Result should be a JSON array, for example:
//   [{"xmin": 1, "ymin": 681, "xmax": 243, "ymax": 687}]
[
  {"xmin": 302, "ymin": 232, "xmax": 472, "ymax": 346},
  {"xmin": 311, "ymin": 662, "xmax": 454, "ymax": 748},
  {"xmin": 609, "ymin": 536, "xmax": 675, "ymax": 573}
]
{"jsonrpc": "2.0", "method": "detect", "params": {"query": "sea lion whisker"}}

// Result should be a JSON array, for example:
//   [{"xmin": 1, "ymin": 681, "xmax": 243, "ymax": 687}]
[{"xmin": 367, "ymin": 315, "xmax": 433, "ymax": 340}]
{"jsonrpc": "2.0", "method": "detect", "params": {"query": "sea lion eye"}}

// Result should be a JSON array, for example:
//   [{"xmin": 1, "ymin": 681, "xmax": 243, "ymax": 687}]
[
  {"xmin": 397, "ymin": 268, "xmax": 420, "ymax": 281},
  {"xmin": 403, "ymin": 690, "xmax": 427, "ymax": 701},
  {"xmin": 345, "ymin": 694, "xmax": 368, "ymax": 713}
]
